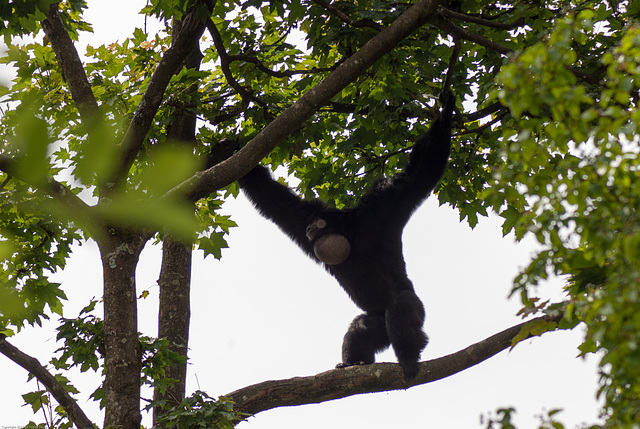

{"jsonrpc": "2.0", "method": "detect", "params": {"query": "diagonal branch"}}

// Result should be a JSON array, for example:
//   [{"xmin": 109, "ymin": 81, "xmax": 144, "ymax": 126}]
[
  {"xmin": 0, "ymin": 335, "xmax": 95, "ymax": 429},
  {"xmin": 106, "ymin": 0, "xmax": 215, "ymax": 193},
  {"xmin": 0, "ymin": 153, "xmax": 94, "ymax": 220},
  {"xmin": 168, "ymin": 0, "xmax": 445, "ymax": 202},
  {"xmin": 227, "ymin": 315, "xmax": 562, "ymax": 416},
  {"xmin": 41, "ymin": 3, "xmax": 103, "ymax": 130}
]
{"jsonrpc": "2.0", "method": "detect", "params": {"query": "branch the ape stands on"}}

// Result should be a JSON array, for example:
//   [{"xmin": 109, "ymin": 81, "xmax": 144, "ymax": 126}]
[
  {"xmin": 0, "ymin": 315, "xmax": 559, "ymax": 428},
  {"xmin": 226, "ymin": 315, "xmax": 562, "ymax": 418}
]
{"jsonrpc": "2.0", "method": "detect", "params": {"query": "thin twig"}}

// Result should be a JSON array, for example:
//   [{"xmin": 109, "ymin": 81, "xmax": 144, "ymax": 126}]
[
  {"xmin": 311, "ymin": 0, "xmax": 384, "ymax": 31},
  {"xmin": 206, "ymin": 19, "xmax": 261, "ymax": 105},
  {"xmin": 440, "ymin": 7, "xmax": 526, "ymax": 30},
  {"xmin": 429, "ymin": 13, "xmax": 513, "ymax": 56}
]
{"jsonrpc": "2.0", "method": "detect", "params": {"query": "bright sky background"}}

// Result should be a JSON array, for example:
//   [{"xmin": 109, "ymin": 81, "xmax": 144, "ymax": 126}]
[{"xmin": 0, "ymin": 1, "xmax": 602, "ymax": 427}]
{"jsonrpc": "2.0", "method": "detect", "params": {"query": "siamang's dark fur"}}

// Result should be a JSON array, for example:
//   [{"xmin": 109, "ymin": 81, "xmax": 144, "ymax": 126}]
[{"xmin": 238, "ymin": 93, "xmax": 455, "ymax": 379}]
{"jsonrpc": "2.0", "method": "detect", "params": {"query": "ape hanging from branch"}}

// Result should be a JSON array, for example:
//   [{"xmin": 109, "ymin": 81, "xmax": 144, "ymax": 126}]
[{"xmin": 238, "ymin": 93, "xmax": 456, "ymax": 380}]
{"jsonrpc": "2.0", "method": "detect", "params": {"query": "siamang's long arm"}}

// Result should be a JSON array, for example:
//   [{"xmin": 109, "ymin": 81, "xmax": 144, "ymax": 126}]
[
  {"xmin": 403, "ymin": 92, "xmax": 455, "ymax": 195},
  {"xmin": 238, "ymin": 165, "xmax": 326, "ymax": 254},
  {"xmin": 360, "ymin": 93, "xmax": 455, "ymax": 226}
]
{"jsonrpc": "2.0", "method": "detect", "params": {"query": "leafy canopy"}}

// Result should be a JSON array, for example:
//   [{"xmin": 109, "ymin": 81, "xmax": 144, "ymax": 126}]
[{"xmin": 0, "ymin": 0, "xmax": 639, "ymax": 426}]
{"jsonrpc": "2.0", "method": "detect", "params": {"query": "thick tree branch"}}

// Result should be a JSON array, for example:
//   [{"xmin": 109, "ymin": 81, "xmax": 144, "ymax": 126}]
[
  {"xmin": 0, "ymin": 335, "xmax": 95, "ymax": 429},
  {"xmin": 100, "ymin": 229, "xmax": 148, "ymax": 428},
  {"xmin": 107, "ymin": 0, "xmax": 215, "ymax": 192},
  {"xmin": 169, "ymin": 0, "xmax": 445, "ymax": 202},
  {"xmin": 227, "ymin": 315, "xmax": 561, "ymax": 417},
  {"xmin": 41, "ymin": 3, "xmax": 102, "ymax": 130}
]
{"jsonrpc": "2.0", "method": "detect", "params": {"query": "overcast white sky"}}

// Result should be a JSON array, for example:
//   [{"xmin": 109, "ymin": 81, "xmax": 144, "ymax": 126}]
[{"xmin": 0, "ymin": 2, "xmax": 602, "ymax": 427}]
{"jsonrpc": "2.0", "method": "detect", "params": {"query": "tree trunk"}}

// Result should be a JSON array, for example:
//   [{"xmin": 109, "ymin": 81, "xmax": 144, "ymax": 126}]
[
  {"xmin": 155, "ymin": 235, "xmax": 192, "ymax": 409},
  {"xmin": 153, "ymin": 17, "xmax": 201, "ymax": 424},
  {"xmin": 100, "ymin": 228, "xmax": 147, "ymax": 429}
]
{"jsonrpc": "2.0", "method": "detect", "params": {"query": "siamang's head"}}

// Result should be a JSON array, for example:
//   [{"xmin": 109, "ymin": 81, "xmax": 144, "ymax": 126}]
[{"xmin": 305, "ymin": 210, "xmax": 351, "ymax": 265}]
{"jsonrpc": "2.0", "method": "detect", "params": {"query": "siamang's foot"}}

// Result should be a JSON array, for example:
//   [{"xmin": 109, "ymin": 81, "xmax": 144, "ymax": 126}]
[
  {"xmin": 399, "ymin": 360, "xmax": 420, "ymax": 381},
  {"xmin": 335, "ymin": 361, "xmax": 367, "ymax": 369}
]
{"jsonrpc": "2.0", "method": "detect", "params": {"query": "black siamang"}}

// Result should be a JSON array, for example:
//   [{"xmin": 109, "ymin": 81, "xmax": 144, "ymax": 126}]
[{"xmin": 238, "ymin": 93, "xmax": 455, "ymax": 379}]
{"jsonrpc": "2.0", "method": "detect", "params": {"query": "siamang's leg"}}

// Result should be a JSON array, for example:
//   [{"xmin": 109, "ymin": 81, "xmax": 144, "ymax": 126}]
[
  {"xmin": 385, "ymin": 290, "xmax": 428, "ymax": 379},
  {"xmin": 337, "ymin": 312, "xmax": 390, "ymax": 368}
]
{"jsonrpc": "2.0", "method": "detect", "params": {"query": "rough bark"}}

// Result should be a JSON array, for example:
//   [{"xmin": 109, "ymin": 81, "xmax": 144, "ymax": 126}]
[
  {"xmin": 227, "ymin": 315, "xmax": 560, "ymax": 417},
  {"xmin": 42, "ymin": 3, "xmax": 102, "ymax": 130},
  {"xmin": 154, "ymin": 235, "xmax": 193, "ymax": 416},
  {"xmin": 99, "ymin": 228, "xmax": 148, "ymax": 429}
]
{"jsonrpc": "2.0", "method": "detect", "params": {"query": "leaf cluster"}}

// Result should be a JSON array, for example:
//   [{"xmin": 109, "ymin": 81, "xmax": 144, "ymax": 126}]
[
  {"xmin": 488, "ymin": 11, "xmax": 640, "ymax": 424},
  {"xmin": 0, "ymin": 171, "xmax": 80, "ymax": 331},
  {"xmin": 154, "ymin": 391, "xmax": 248, "ymax": 429},
  {"xmin": 0, "ymin": 1, "xmax": 90, "ymax": 42}
]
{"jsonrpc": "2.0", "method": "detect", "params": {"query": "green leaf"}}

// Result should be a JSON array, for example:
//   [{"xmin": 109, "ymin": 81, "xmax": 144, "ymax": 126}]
[{"xmin": 198, "ymin": 231, "xmax": 229, "ymax": 260}]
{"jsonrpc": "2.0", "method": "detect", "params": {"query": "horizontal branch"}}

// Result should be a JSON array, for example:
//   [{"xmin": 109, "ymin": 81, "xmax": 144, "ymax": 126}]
[
  {"xmin": 227, "ymin": 315, "xmax": 560, "ymax": 416},
  {"xmin": 440, "ymin": 7, "xmax": 526, "ymax": 30},
  {"xmin": 231, "ymin": 53, "xmax": 338, "ymax": 78},
  {"xmin": 0, "ymin": 335, "xmax": 95, "ymax": 429},
  {"xmin": 430, "ymin": 13, "xmax": 513, "ymax": 56},
  {"xmin": 464, "ymin": 101, "xmax": 505, "ymax": 122}
]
